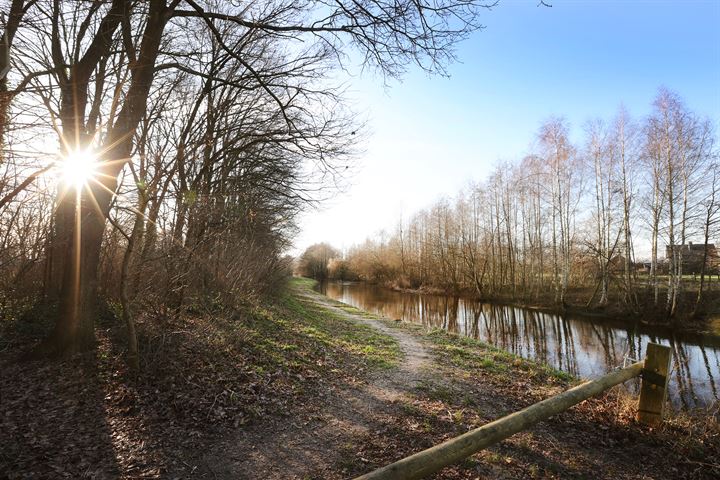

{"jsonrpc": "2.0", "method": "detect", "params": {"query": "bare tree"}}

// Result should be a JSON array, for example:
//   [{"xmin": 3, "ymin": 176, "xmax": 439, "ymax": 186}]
[
  {"xmin": 646, "ymin": 88, "xmax": 714, "ymax": 318},
  {"xmin": 338, "ymin": 93, "xmax": 716, "ymax": 325},
  {"xmin": 2, "ymin": 0, "xmax": 491, "ymax": 354},
  {"xmin": 611, "ymin": 106, "xmax": 639, "ymax": 308},
  {"xmin": 692, "ymin": 150, "xmax": 719, "ymax": 316}
]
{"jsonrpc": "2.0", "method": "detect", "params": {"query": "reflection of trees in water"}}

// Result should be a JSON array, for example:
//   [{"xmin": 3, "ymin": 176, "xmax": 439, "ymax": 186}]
[
  {"xmin": 589, "ymin": 322, "xmax": 619, "ymax": 371},
  {"xmin": 528, "ymin": 311, "xmax": 549, "ymax": 367},
  {"xmin": 669, "ymin": 335, "xmax": 691, "ymax": 411},
  {"xmin": 625, "ymin": 328, "xmax": 641, "ymax": 364},
  {"xmin": 420, "ymin": 296, "xmax": 438, "ymax": 329},
  {"xmin": 460, "ymin": 303, "xmax": 481, "ymax": 339},
  {"xmin": 679, "ymin": 341, "xmax": 696, "ymax": 404},
  {"xmin": 699, "ymin": 343, "xmax": 719, "ymax": 402},
  {"xmin": 700, "ymin": 342, "xmax": 719, "ymax": 401},
  {"xmin": 509, "ymin": 308, "xmax": 521, "ymax": 357},
  {"xmin": 552, "ymin": 316, "xmax": 564, "ymax": 371},
  {"xmin": 673, "ymin": 336, "xmax": 702, "ymax": 409},
  {"xmin": 320, "ymin": 281, "xmax": 720, "ymax": 409},
  {"xmin": 446, "ymin": 296, "xmax": 460, "ymax": 333},
  {"xmin": 414, "ymin": 295, "xmax": 460, "ymax": 333},
  {"xmin": 484, "ymin": 306, "xmax": 493, "ymax": 341},
  {"xmin": 561, "ymin": 314, "xmax": 579, "ymax": 375}
]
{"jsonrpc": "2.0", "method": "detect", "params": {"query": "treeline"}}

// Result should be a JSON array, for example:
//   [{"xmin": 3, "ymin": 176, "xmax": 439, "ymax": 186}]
[
  {"xmin": 296, "ymin": 242, "xmax": 360, "ymax": 281},
  {"xmin": 310, "ymin": 89, "xmax": 720, "ymax": 320},
  {"xmin": 0, "ymin": 0, "xmax": 485, "ymax": 362}
]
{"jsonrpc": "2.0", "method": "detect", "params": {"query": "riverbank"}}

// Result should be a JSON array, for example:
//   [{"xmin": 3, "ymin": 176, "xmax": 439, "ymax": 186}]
[
  {"xmin": 380, "ymin": 280, "xmax": 720, "ymax": 334},
  {"xmin": 320, "ymin": 279, "xmax": 720, "ymax": 408},
  {"xmin": 2, "ymin": 278, "xmax": 718, "ymax": 478},
  {"xmin": 284, "ymin": 280, "xmax": 719, "ymax": 479}
]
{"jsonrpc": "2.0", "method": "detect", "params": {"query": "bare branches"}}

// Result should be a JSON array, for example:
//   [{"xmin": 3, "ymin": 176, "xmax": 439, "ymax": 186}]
[
  {"xmin": 0, "ymin": 164, "xmax": 50, "ymax": 210},
  {"xmin": 174, "ymin": 0, "xmax": 492, "ymax": 77},
  {"xmin": 0, "ymin": 0, "xmax": 488, "ymax": 352},
  {"xmin": 336, "ymin": 90, "xmax": 718, "ymax": 320}
]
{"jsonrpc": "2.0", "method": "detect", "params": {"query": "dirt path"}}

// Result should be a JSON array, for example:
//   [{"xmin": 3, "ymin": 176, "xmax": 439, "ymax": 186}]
[
  {"xmin": 198, "ymin": 287, "xmax": 720, "ymax": 480},
  {"xmin": 5, "ymin": 278, "xmax": 716, "ymax": 479},
  {"xmin": 299, "ymin": 290, "xmax": 432, "ymax": 401},
  {"xmin": 204, "ymin": 288, "xmax": 433, "ymax": 479}
]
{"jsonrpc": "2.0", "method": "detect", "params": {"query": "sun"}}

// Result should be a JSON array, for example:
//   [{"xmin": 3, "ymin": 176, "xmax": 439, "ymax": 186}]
[{"xmin": 60, "ymin": 149, "xmax": 99, "ymax": 188}]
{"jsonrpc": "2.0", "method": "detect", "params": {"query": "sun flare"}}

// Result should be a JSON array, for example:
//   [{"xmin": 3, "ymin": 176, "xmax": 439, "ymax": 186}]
[{"xmin": 60, "ymin": 149, "xmax": 99, "ymax": 188}]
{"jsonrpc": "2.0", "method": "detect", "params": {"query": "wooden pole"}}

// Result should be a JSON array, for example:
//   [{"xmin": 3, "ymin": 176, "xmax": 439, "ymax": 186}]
[
  {"xmin": 355, "ymin": 361, "xmax": 644, "ymax": 480},
  {"xmin": 637, "ymin": 342, "xmax": 672, "ymax": 426}
]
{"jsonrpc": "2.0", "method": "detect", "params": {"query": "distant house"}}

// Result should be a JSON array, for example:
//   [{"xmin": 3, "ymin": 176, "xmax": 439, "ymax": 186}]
[
  {"xmin": 633, "ymin": 262, "xmax": 652, "ymax": 275},
  {"xmin": 665, "ymin": 242, "xmax": 719, "ymax": 274}
]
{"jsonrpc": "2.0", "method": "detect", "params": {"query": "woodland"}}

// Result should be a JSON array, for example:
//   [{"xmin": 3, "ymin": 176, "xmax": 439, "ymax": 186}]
[{"xmin": 0, "ymin": 0, "xmax": 491, "ymax": 360}]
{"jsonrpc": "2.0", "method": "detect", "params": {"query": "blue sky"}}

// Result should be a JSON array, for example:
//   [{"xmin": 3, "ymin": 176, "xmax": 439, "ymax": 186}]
[{"xmin": 295, "ymin": 0, "xmax": 720, "ymax": 254}]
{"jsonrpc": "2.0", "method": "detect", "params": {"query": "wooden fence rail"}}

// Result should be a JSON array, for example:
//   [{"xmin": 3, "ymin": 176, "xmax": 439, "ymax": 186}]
[{"xmin": 355, "ymin": 343, "xmax": 671, "ymax": 480}]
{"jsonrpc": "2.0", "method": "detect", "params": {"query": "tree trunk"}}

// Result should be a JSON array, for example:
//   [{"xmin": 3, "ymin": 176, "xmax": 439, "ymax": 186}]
[
  {"xmin": 120, "ymin": 196, "xmax": 146, "ymax": 371},
  {"xmin": 45, "ymin": 0, "xmax": 169, "ymax": 354},
  {"xmin": 49, "ymin": 183, "xmax": 112, "ymax": 352},
  {"xmin": 694, "ymin": 168, "xmax": 718, "ymax": 317},
  {"xmin": 0, "ymin": 0, "xmax": 28, "ymax": 158}
]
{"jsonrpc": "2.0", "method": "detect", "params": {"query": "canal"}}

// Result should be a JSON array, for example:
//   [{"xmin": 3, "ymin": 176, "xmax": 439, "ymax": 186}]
[{"xmin": 318, "ymin": 280, "xmax": 720, "ymax": 410}]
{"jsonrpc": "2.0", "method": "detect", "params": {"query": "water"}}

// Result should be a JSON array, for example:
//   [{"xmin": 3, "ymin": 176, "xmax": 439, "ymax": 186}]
[{"xmin": 317, "ymin": 280, "xmax": 720, "ymax": 410}]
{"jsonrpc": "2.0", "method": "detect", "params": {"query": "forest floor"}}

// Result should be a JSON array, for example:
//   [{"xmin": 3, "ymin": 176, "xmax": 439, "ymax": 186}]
[{"xmin": 1, "ymin": 278, "xmax": 719, "ymax": 479}]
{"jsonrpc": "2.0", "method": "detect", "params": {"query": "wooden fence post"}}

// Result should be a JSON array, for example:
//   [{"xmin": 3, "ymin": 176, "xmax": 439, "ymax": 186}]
[
  {"xmin": 355, "ymin": 361, "xmax": 645, "ymax": 480},
  {"xmin": 637, "ymin": 342, "xmax": 672, "ymax": 426}
]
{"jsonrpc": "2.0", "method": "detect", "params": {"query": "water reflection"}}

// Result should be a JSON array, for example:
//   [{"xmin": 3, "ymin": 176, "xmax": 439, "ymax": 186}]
[{"xmin": 318, "ymin": 280, "xmax": 720, "ymax": 410}]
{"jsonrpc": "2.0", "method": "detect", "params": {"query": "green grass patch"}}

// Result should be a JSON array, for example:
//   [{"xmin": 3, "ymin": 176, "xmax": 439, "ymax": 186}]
[
  {"xmin": 289, "ymin": 276, "xmax": 318, "ymax": 289},
  {"xmin": 290, "ymin": 277, "xmax": 572, "ymax": 384},
  {"xmin": 420, "ymin": 327, "xmax": 572, "ymax": 384},
  {"xmin": 282, "ymin": 278, "xmax": 400, "ymax": 369}
]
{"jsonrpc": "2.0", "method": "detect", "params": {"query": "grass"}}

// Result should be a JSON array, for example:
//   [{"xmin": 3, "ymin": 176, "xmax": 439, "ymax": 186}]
[
  {"xmin": 6, "ymin": 277, "xmax": 718, "ymax": 479},
  {"xmin": 282, "ymin": 278, "xmax": 400, "ymax": 369},
  {"xmin": 294, "ymin": 281, "xmax": 719, "ymax": 479},
  {"xmin": 311, "ymin": 285, "xmax": 573, "ymax": 383},
  {"xmin": 291, "ymin": 277, "xmax": 573, "ymax": 385},
  {"xmin": 279, "ymin": 279, "xmax": 720, "ymax": 478},
  {"xmin": 195, "ymin": 277, "xmax": 402, "ymax": 378},
  {"xmin": 422, "ymin": 327, "xmax": 574, "ymax": 383},
  {"xmin": 0, "ymin": 277, "xmax": 404, "ymax": 479}
]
